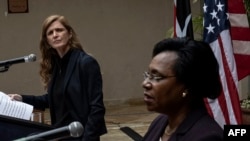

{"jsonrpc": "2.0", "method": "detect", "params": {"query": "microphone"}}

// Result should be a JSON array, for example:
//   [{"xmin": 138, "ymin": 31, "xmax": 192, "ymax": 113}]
[
  {"xmin": 14, "ymin": 121, "xmax": 84, "ymax": 141},
  {"xmin": 0, "ymin": 54, "xmax": 36, "ymax": 67}
]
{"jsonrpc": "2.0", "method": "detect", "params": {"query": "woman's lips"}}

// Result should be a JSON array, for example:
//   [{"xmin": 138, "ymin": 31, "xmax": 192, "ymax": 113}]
[{"xmin": 144, "ymin": 93, "xmax": 154, "ymax": 103}]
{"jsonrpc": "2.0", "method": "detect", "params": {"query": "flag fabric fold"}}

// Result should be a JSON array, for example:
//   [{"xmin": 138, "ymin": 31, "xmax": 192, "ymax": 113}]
[
  {"xmin": 228, "ymin": 0, "xmax": 250, "ymax": 80},
  {"xmin": 174, "ymin": 0, "xmax": 194, "ymax": 39},
  {"xmin": 203, "ymin": 0, "xmax": 242, "ymax": 127}
]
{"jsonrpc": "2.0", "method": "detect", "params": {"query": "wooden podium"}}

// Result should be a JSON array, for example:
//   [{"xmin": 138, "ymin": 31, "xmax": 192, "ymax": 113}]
[{"xmin": 0, "ymin": 114, "xmax": 52, "ymax": 141}]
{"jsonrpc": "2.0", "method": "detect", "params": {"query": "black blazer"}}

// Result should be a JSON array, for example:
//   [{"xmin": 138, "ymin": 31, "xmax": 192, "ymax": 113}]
[
  {"xmin": 23, "ymin": 49, "xmax": 107, "ymax": 141},
  {"xmin": 142, "ymin": 107, "xmax": 223, "ymax": 141}
]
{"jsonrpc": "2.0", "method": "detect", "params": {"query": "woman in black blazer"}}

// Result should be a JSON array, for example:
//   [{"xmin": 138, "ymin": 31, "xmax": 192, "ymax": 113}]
[
  {"xmin": 9, "ymin": 15, "xmax": 107, "ymax": 141},
  {"xmin": 142, "ymin": 38, "xmax": 223, "ymax": 141}
]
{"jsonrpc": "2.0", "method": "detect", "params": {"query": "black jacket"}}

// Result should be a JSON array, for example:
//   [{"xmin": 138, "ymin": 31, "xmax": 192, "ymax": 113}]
[
  {"xmin": 142, "ymin": 107, "xmax": 223, "ymax": 141},
  {"xmin": 23, "ymin": 49, "xmax": 107, "ymax": 141}
]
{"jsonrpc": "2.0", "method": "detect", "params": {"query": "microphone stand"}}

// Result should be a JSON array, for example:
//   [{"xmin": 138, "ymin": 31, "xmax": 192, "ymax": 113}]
[
  {"xmin": 0, "ymin": 65, "xmax": 9, "ymax": 73},
  {"xmin": 0, "ymin": 59, "xmax": 12, "ymax": 73}
]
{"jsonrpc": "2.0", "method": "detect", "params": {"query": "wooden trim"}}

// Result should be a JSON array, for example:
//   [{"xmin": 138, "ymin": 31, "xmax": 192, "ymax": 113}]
[{"xmin": 8, "ymin": 0, "xmax": 29, "ymax": 13}]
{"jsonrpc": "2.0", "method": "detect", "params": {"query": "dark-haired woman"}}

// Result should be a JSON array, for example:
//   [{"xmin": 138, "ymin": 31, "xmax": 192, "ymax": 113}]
[{"xmin": 142, "ymin": 37, "xmax": 223, "ymax": 141}]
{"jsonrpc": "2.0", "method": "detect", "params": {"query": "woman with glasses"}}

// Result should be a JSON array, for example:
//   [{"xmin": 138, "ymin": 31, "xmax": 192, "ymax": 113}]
[{"xmin": 142, "ymin": 37, "xmax": 223, "ymax": 141}]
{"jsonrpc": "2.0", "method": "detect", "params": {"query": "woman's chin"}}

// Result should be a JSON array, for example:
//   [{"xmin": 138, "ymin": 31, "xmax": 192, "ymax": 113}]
[{"xmin": 145, "ymin": 104, "xmax": 156, "ymax": 112}]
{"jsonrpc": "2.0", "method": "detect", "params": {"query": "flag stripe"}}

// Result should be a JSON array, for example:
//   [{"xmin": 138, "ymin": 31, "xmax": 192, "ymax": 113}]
[
  {"xmin": 209, "ymin": 35, "xmax": 236, "ymax": 126},
  {"xmin": 228, "ymin": 0, "xmax": 246, "ymax": 13},
  {"xmin": 231, "ymin": 27, "xmax": 250, "ymax": 41},
  {"xmin": 229, "ymin": 13, "xmax": 249, "ymax": 27},
  {"xmin": 206, "ymin": 98, "xmax": 226, "ymax": 128},
  {"xmin": 233, "ymin": 40, "xmax": 250, "ymax": 55},
  {"xmin": 219, "ymin": 34, "xmax": 241, "ymax": 124},
  {"xmin": 203, "ymin": 0, "xmax": 242, "ymax": 127},
  {"xmin": 228, "ymin": 0, "xmax": 250, "ymax": 80},
  {"xmin": 234, "ymin": 54, "xmax": 250, "ymax": 79}
]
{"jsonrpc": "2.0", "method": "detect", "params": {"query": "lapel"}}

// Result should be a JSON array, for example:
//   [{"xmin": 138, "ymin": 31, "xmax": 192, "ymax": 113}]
[
  {"xmin": 170, "ymin": 107, "xmax": 207, "ymax": 140},
  {"xmin": 63, "ymin": 49, "xmax": 80, "ymax": 93},
  {"xmin": 47, "ymin": 49, "xmax": 82, "ymax": 95}
]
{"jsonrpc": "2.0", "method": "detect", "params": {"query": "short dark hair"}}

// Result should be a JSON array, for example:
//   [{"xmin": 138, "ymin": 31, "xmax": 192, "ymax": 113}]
[{"xmin": 153, "ymin": 37, "xmax": 222, "ymax": 100}]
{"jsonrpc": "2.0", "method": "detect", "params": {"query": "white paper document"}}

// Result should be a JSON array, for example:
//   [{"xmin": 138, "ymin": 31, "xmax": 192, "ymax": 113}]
[{"xmin": 0, "ymin": 91, "xmax": 33, "ymax": 120}]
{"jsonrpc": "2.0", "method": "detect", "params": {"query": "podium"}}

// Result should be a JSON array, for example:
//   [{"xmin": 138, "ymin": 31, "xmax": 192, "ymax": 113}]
[{"xmin": 0, "ymin": 115, "xmax": 52, "ymax": 141}]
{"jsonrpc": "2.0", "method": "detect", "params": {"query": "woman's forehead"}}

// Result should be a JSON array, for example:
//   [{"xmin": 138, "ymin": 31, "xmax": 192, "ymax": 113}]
[{"xmin": 149, "ymin": 52, "xmax": 177, "ymax": 73}]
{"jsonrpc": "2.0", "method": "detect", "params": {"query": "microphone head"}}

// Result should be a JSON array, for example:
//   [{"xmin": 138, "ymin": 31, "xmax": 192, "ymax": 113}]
[
  {"xmin": 68, "ymin": 121, "xmax": 84, "ymax": 137},
  {"xmin": 28, "ymin": 54, "xmax": 36, "ymax": 62}
]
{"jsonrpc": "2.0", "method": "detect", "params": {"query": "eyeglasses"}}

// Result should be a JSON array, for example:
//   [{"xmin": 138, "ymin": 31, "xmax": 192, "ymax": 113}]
[{"xmin": 143, "ymin": 71, "xmax": 175, "ymax": 82}]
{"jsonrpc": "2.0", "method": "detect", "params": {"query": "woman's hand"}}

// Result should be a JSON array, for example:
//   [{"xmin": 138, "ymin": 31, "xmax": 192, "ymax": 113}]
[{"xmin": 8, "ymin": 94, "xmax": 23, "ymax": 101}]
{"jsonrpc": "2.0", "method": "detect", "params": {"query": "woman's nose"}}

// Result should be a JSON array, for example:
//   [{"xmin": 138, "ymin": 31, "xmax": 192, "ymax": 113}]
[
  {"xmin": 52, "ymin": 31, "xmax": 58, "ymax": 37},
  {"xmin": 142, "ymin": 79, "xmax": 151, "ymax": 89}
]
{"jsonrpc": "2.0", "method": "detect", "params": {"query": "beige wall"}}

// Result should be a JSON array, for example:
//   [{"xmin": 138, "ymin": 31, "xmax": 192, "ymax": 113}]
[{"xmin": 1, "ymin": 0, "xmax": 232, "ymax": 104}]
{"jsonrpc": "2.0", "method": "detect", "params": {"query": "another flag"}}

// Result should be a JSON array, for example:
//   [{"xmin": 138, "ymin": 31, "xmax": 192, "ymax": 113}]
[
  {"xmin": 228, "ymin": 0, "xmax": 250, "ymax": 80},
  {"xmin": 203, "ymin": 0, "xmax": 242, "ymax": 127},
  {"xmin": 173, "ymin": 0, "xmax": 194, "ymax": 39}
]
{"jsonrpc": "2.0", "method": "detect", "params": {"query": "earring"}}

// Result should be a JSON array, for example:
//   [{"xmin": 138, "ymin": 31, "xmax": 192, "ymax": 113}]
[{"xmin": 182, "ymin": 92, "xmax": 187, "ymax": 97}]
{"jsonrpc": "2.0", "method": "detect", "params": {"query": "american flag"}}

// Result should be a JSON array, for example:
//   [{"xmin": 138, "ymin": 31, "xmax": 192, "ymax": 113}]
[
  {"xmin": 203, "ymin": 0, "xmax": 242, "ymax": 127},
  {"xmin": 228, "ymin": 0, "xmax": 250, "ymax": 80}
]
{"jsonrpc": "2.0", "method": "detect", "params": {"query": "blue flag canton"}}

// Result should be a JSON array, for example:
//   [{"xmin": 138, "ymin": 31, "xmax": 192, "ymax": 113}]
[{"xmin": 203, "ymin": 0, "xmax": 230, "ymax": 43}]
